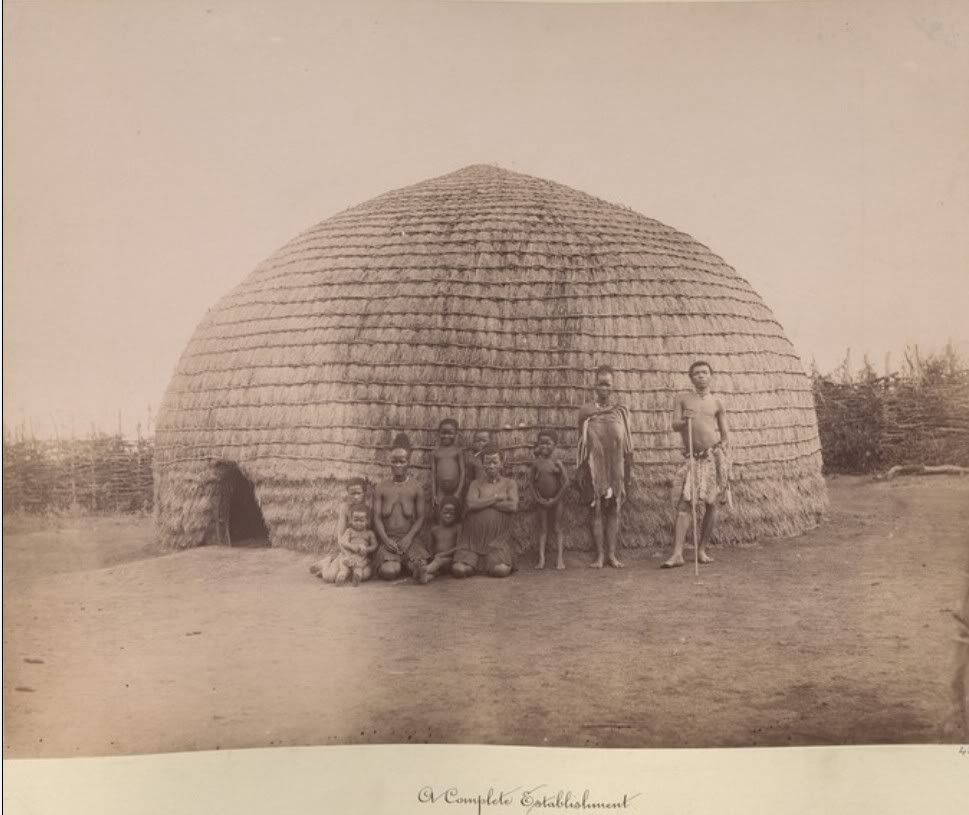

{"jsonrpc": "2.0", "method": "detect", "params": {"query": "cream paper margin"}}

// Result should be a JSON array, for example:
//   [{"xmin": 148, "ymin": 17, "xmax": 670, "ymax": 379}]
[{"xmin": 4, "ymin": 744, "xmax": 969, "ymax": 814}]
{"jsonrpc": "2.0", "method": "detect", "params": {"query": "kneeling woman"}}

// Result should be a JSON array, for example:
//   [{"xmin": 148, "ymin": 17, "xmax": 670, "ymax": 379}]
[
  {"xmin": 372, "ymin": 433, "xmax": 426, "ymax": 580},
  {"xmin": 452, "ymin": 445, "xmax": 519, "ymax": 578}
]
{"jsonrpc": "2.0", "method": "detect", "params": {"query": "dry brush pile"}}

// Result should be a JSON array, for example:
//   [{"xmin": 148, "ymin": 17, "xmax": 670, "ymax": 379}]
[{"xmin": 813, "ymin": 370, "xmax": 969, "ymax": 473}]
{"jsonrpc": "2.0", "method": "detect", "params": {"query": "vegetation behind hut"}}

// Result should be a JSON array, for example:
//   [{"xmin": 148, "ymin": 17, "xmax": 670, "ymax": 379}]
[{"xmin": 812, "ymin": 344, "xmax": 969, "ymax": 473}]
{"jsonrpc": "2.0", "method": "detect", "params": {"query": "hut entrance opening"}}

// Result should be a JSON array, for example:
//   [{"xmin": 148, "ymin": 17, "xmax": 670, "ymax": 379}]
[{"xmin": 215, "ymin": 463, "xmax": 269, "ymax": 547}]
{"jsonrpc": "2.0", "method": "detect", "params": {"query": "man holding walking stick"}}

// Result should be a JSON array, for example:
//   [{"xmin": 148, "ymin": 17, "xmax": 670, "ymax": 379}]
[{"xmin": 663, "ymin": 361, "xmax": 730, "ymax": 570}]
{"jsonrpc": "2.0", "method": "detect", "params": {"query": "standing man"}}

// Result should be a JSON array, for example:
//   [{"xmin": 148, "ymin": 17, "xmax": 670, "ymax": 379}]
[
  {"xmin": 577, "ymin": 365, "xmax": 634, "ymax": 568},
  {"xmin": 663, "ymin": 360, "xmax": 730, "ymax": 569}
]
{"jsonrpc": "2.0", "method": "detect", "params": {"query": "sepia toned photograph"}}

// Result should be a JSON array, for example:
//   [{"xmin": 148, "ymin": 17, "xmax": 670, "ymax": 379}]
[{"xmin": 4, "ymin": 0, "xmax": 968, "ymax": 766}]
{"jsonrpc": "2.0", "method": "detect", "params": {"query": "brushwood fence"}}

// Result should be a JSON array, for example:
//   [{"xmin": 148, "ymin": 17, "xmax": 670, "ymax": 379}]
[
  {"xmin": 813, "ymin": 376, "xmax": 969, "ymax": 473},
  {"xmin": 2, "ymin": 435, "xmax": 154, "ymax": 514}
]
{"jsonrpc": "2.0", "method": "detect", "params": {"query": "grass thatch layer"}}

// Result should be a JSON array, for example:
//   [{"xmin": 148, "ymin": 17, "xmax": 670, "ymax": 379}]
[
  {"xmin": 154, "ymin": 164, "xmax": 826, "ymax": 551},
  {"xmin": 155, "ymin": 455, "xmax": 826, "ymax": 554}
]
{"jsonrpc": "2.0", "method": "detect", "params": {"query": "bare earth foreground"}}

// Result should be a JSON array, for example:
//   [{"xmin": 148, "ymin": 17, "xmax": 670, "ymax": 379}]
[{"xmin": 4, "ymin": 476, "xmax": 968, "ymax": 758}]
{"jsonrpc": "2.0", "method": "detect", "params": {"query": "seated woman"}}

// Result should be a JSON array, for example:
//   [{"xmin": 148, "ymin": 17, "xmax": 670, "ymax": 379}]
[
  {"xmin": 452, "ymin": 445, "xmax": 519, "ymax": 579},
  {"xmin": 372, "ymin": 432, "xmax": 427, "ymax": 580}
]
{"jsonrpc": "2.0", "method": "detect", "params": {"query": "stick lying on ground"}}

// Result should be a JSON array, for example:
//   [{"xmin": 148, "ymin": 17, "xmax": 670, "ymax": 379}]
[{"xmin": 878, "ymin": 464, "xmax": 969, "ymax": 481}]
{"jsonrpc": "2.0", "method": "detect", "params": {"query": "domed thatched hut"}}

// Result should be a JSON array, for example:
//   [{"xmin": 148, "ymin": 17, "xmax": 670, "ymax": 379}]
[{"xmin": 154, "ymin": 165, "xmax": 826, "ymax": 552}]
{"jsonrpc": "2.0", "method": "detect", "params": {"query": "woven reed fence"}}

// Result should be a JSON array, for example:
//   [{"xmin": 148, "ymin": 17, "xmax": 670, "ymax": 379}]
[
  {"xmin": 813, "ymin": 376, "xmax": 969, "ymax": 473},
  {"xmin": 2, "ymin": 435, "xmax": 154, "ymax": 514}
]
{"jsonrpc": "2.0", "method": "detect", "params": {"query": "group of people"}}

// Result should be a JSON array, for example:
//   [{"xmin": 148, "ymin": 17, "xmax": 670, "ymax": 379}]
[{"xmin": 311, "ymin": 360, "xmax": 731, "ymax": 586}]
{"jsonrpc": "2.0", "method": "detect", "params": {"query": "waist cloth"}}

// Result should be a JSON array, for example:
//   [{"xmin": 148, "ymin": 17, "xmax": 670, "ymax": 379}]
[
  {"xmin": 373, "ymin": 534, "xmax": 430, "ymax": 568},
  {"xmin": 454, "ymin": 506, "xmax": 515, "ymax": 568},
  {"xmin": 671, "ymin": 444, "xmax": 731, "ymax": 506}
]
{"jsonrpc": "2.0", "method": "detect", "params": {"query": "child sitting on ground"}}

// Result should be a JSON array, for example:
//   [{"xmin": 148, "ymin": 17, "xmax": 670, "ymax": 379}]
[
  {"xmin": 431, "ymin": 418, "xmax": 465, "ymax": 512},
  {"xmin": 530, "ymin": 430, "xmax": 570, "ymax": 570},
  {"xmin": 310, "ymin": 477, "xmax": 368, "ymax": 582},
  {"xmin": 414, "ymin": 496, "xmax": 462, "ymax": 584},
  {"xmin": 335, "ymin": 503, "xmax": 378, "ymax": 586}
]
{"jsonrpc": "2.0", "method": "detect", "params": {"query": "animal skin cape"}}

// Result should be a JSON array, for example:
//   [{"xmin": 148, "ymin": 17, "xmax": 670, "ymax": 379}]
[{"xmin": 577, "ymin": 403, "xmax": 634, "ymax": 506}]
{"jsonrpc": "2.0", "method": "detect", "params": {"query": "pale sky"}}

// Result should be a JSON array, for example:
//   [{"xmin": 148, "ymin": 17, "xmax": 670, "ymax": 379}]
[{"xmin": 4, "ymin": 0, "xmax": 968, "ymax": 437}]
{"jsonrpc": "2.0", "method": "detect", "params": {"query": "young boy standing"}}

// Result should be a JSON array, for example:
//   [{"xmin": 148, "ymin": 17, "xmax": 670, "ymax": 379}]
[
  {"xmin": 531, "ymin": 430, "xmax": 569, "ymax": 570},
  {"xmin": 663, "ymin": 360, "xmax": 730, "ymax": 569},
  {"xmin": 431, "ymin": 418, "xmax": 465, "ymax": 513}
]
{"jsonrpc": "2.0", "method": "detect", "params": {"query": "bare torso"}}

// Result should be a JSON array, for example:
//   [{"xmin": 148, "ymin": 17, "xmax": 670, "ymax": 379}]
[
  {"xmin": 433, "ymin": 446, "xmax": 462, "ymax": 491},
  {"xmin": 430, "ymin": 523, "xmax": 460, "ymax": 555},
  {"xmin": 376, "ymin": 478, "xmax": 420, "ymax": 538},
  {"xmin": 533, "ymin": 457, "xmax": 564, "ymax": 499},
  {"xmin": 675, "ymin": 392, "xmax": 724, "ymax": 452},
  {"xmin": 340, "ymin": 528, "xmax": 374, "ymax": 555}
]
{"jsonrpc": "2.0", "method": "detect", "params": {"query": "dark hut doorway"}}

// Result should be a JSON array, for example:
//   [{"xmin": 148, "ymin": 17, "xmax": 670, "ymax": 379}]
[{"xmin": 215, "ymin": 462, "xmax": 269, "ymax": 547}]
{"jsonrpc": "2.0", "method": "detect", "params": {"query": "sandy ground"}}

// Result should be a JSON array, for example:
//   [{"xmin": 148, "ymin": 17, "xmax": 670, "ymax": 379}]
[{"xmin": 4, "ymin": 476, "xmax": 968, "ymax": 758}]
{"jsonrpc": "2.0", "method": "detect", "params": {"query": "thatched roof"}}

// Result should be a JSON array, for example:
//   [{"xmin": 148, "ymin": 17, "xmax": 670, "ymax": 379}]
[{"xmin": 154, "ymin": 164, "xmax": 826, "ymax": 551}]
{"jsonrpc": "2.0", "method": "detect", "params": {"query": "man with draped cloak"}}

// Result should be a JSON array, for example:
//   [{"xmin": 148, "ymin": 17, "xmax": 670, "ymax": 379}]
[{"xmin": 576, "ymin": 365, "xmax": 634, "ymax": 568}]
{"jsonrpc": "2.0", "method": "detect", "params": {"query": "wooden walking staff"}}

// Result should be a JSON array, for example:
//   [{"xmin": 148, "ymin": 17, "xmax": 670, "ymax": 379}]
[{"xmin": 687, "ymin": 417, "xmax": 699, "ymax": 578}]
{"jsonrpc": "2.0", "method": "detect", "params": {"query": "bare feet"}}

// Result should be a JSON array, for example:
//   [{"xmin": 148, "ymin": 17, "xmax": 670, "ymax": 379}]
[
  {"xmin": 535, "ymin": 559, "xmax": 546, "ymax": 570},
  {"xmin": 556, "ymin": 560, "xmax": 566, "ymax": 571},
  {"xmin": 661, "ymin": 556, "xmax": 685, "ymax": 569},
  {"xmin": 698, "ymin": 551, "xmax": 714, "ymax": 564},
  {"xmin": 607, "ymin": 555, "xmax": 624, "ymax": 569},
  {"xmin": 589, "ymin": 558, "xmax": 604, "ymax": 569}
]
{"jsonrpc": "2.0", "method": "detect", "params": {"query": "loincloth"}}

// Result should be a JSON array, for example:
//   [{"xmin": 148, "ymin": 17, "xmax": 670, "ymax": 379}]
[
  {"xmin": 374, "ymin": 537, "xmax": 431, "ymax": 571},
  {"xmin": 672, "ymin": 445, "xmax": 730, "ymax": 506}
]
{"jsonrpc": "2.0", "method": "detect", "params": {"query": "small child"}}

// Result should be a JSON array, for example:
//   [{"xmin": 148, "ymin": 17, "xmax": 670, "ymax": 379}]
[
  {"xmin": 336, "ymin": 477, "xmax": 368, "ymax": 537},
  {"xmin": 414, "ymin": 496, "xmax": 462, "ymax": 584},
  {"xmin": 431, "ymin": 418, "xmax": 465, "ymax": 513},
  {"xmin": 335, "ymin": 503, "xmax": 378, "ymax": 586},
  {"xmin": 310, "ymin": 477, "xmax": 368, "ymax": 581},
  {"xmin": 464, "ymin": 429, "xmax": 492, "ymax": 488},
  {"xmin": 530, "ymin": 430, "xmax": 570, "ymax": 570}
]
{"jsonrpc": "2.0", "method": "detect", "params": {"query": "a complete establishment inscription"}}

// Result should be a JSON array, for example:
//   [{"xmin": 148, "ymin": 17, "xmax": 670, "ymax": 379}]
[{"xmin": 417, "ymin": 785, "xmax": 642, "ymax": 815}]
